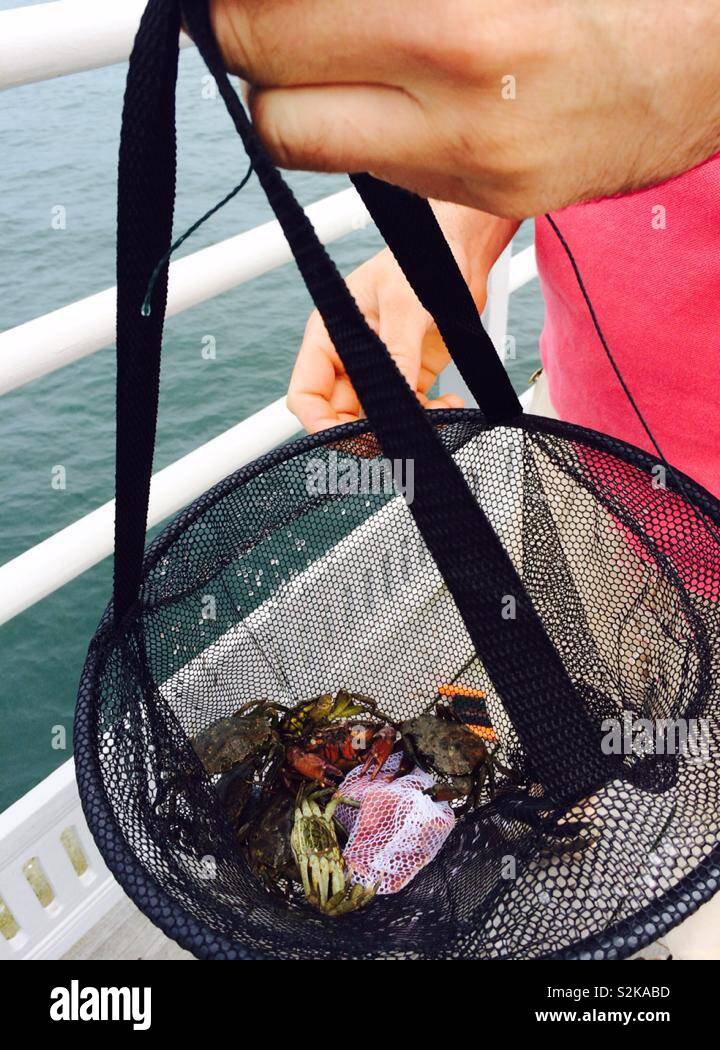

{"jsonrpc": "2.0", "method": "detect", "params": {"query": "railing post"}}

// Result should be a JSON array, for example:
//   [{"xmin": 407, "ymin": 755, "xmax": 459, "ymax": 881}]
[{"xmin": 0, "ymin": 760, "xmax": 125, "ymax": 959}]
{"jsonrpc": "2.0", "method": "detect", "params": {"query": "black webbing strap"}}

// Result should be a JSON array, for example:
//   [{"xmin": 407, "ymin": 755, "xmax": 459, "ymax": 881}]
[
  {"xmin": 114, "ymin": 0, "xmax": 180, "ymax": 624},
  {"xmin": 350, "ymin": 174, "xmax": 521, "ymax": 424},
  {"xmin": 113, "ymin": 0, "xmax": 619, "ymax": 803}
]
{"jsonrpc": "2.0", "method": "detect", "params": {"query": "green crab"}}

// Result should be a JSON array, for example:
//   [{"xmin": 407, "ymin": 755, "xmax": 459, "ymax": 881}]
[
  {"xmin": 290, "ymin": 790, "xmax": 377, "ymax": 917},
  {"xmin": 400, "ymin": 712, "xmax": 513, "ymax": 809},
  {"xmin": 279, "ymin": 688, "xmax": 380, "ymax": 740},
  {"xmin": 191, "ymin": 700, "xmax": 284, "ymax": 776}
]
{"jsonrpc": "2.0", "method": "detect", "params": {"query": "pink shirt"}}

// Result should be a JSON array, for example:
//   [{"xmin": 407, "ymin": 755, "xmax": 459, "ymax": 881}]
[{"xmin": 535, "ymin": 152, "xmax": 720, "ymax": 499}]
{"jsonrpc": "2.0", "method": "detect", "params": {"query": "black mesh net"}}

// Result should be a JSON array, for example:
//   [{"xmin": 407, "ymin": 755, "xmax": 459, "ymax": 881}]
[{"xmin": 75, "ymin": 411, "xmax": 720, "ymax": 959}]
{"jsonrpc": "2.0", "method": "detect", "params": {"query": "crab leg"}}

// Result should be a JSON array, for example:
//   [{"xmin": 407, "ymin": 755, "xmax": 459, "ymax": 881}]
[
  {"xmin": 314, "ymin": 855, "xmax": 330, "ymax": 906},
  {"xmin": 326, "ymin": 882, "xmax": 378, "ymax": 916},
  {"xmin": 330, "ymin": 862, "xmax": 345, "ymax": 898},
  {"xmin": 297, "ymin": 854, "xmax": 312, "ymax": 898}
]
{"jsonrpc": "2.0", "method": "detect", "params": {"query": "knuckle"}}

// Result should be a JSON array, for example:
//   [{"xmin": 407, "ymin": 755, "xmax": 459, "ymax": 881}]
[
  {"xmin": 210, "ymin": 0, "xmax": 284, "ymax": 83},
  {"xmin": 400, "ymin": 5, "xmax": 507, "ymax": 80}
]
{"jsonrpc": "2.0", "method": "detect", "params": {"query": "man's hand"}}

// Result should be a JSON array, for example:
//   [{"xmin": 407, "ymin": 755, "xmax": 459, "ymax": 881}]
[
  {"xmin": 287, "ymin": 206, "xmax": 517, "ymax": 432},
  {"xmin": 209, "ymin": 0, "xmax": 720, "ymax": 217}
]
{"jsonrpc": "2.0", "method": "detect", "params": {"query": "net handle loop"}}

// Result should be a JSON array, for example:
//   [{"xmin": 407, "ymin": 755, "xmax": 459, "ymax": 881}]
[{"xmin": 114, "ymin": 0, "xmax": 619, "ymax": 804}]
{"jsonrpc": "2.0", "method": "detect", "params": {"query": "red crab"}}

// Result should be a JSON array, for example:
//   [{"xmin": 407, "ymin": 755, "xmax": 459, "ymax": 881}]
[
  {"xmin": 360, "ymin": 724, "xmax": 398, "ymax": 779},
  {"xmin": 285, "ymin": 722, "xmax": 399, "ymax": 786}
]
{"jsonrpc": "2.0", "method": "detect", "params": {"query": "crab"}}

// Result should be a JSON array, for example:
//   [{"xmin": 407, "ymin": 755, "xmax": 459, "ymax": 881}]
[
  {"xmin": 278, "ymin": 688, "xmax": 380, "ymax": 740},
  {"xmin": 278, "ymin": 691, "xmax": 395, "ymax": 788},
  {"xmin": 284, "ymin": 719, "xmax": 398, "ymax": 787},
  {"xmin": 399, "ymin": 713, "xmax": 512, "ymax": 809},
  {"xmin": 245, "ymin": 791, "xmax": 299, "ymax": 896},
  {"xmin": 191, "ymin": 700, "xmax": 284, "ymax": 776},
  {"xmin": 290, "ymin": 789, "xmax": 377, "ymax": 916}
]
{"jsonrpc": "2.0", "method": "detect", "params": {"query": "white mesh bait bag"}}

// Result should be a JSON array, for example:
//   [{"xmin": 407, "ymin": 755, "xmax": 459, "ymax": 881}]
[
  {"xmin": 335, "ymin": 751, "xmax": 404, "ymax": 831},
  {"xmin": 337, "ymin": 760, "xmax": 456, "ymax": 894}
]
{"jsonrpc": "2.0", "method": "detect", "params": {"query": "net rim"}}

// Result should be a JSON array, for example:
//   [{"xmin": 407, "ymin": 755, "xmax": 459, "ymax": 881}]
[{"xmin": 138, "ymin": 409, "xmax": 720, "ymax": 587}]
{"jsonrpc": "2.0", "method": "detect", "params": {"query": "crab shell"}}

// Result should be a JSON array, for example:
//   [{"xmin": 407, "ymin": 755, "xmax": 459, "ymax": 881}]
[
  {"xmin": 400, "ymin": 714, "xmax": 490, "ymax": 778},
  {"xmin": 192, "ymin": 709, "xmax": 275, "ymax": 776},
  {"xmin": 290, "ymin": 795, "xmax": 376, "ymax": 916},
  {"xmin": 246, "ymin": 791, "xmax": 298, "ymax": 889}
]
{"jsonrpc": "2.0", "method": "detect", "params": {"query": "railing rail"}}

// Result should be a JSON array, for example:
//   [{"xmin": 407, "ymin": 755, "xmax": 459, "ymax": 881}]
[
  {"xmin": 0, "ymin": 397, "xmax": 299, "ymax": 626},
  {"xmin": 0, "ymin": 0, "xmax": 193, "ymax": 92},
  {"xmin": 0, "ymin": 188, "xmax": 373, "ymax": 397}
]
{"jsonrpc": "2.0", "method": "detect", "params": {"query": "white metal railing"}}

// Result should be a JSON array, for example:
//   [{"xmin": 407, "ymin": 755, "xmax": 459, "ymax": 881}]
[
  {"xmin": 0, "ymin": 0, "xmax": 540, "ymax": 959},
  {"xmin": 0, "ymin": 188, "xmax": 373, "ymax": 397},
  {"xmin": 0, "ymin": 759, "xmax": 124, "ymax": 959},
  {"xmin": 0, "ymin": 0, "xmax": 193, "ymax": 92}
]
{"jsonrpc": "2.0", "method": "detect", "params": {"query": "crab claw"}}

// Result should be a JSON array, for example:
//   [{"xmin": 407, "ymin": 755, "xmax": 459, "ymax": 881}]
[
  {"xmin": 330, "ymin": 689, "xmax": 366, "ymax": 720},
  {"xmin": 360, "ymin": 724, "xmax": 398, "ymax": 780},
  {"xmin": 287, "ymin": 746, "xmax": 343, "ymax": 786},
  {"xmin": 424, "ymin": 782, "xmax": 464, "ymax": 803}
]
